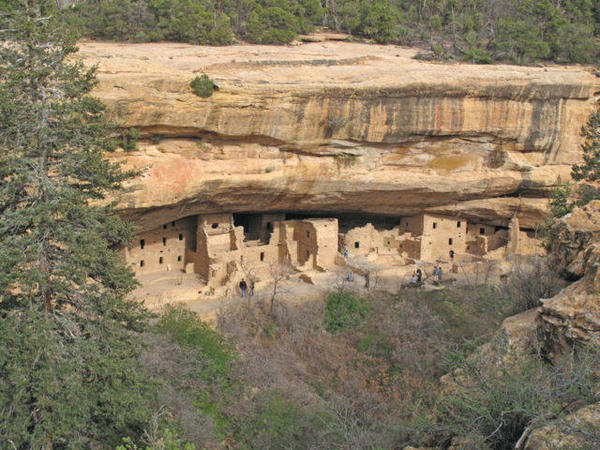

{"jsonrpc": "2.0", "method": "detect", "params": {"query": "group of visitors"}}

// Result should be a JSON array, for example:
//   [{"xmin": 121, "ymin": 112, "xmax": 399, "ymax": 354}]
[
  {"xmin": 410, "ymin": 266, "xmax": 443, "ymax": 284},
  {"xmin": 239, "ymin": 278, "xmax": 255, "ymax": 297},
  {"xmin": 410, "ymin": 268, "xmax": 423, "ymax": 284}
]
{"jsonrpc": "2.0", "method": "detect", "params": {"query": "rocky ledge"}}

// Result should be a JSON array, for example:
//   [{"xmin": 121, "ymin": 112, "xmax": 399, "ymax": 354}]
[{"xmin": 77, "ymin": 42, "xmax": 599, "ymax": 231}]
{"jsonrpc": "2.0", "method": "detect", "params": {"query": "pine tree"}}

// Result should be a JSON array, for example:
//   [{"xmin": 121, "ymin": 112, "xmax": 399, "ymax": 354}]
[
  {"xmin": 0, "ymin": 1, "xmax": 156, "ymax": 446},
  {"xmin": 572, "ymin": 107, "xmax": 600, "ymax": 182}
]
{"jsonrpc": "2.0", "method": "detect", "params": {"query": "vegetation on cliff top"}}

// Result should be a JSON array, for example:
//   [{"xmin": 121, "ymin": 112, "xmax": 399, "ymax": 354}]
[{"xmin": 56, "ymin": 0, "xmax": 599, "ymax": 64}]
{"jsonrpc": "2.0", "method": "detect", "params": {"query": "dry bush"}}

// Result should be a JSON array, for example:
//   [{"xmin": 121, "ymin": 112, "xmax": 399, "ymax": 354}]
[{"xmin": 501, "ymin": 258, "xmax": 567, "ymax": 314}]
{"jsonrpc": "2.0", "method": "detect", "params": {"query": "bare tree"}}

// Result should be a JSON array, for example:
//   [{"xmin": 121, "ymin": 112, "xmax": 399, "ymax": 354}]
[{"xmin": 268, "ymin": 262, "xmax": 293, "ymax": 317}]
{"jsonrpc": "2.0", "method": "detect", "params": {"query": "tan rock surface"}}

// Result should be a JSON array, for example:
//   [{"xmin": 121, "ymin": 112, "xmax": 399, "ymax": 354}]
[
  {"xmin": 525, "ymin": 402, "xmax": 600, "ymax": 449},
  {"xmin": 76, "ymin": 42, "xmax": 599, "ymax": 230},
  {"xmin": 540, "ymin": 201, "xmax": 600, "ymax": 356}
]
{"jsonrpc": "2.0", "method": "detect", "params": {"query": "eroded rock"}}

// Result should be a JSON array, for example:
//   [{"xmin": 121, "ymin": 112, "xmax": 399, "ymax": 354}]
[{"xmin": 75, "ymin": 42, "xmax": 599, "ymax": 231}]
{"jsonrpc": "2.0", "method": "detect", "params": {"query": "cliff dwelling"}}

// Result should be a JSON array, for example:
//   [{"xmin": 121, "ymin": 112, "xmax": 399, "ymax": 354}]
[
  {"xmin": 87, "ymin": 41, "xmax": 595, "ymax": 303},
  {"xmin": 123, "ymin": 210, "xmax": 543, "ymax": 298}
]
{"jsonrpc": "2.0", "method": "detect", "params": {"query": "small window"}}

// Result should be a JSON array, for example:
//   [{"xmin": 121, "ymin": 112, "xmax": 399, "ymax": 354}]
[
  {"xmin": 433, "ymin": 222, "xmax": 437, "ymax": 229},
  {"xmin": 177, "ymin": 255, "xmax": 182, "ymax": 262},
  {"xmin": 163, "ymin": 224, "xmax": 167, "ymax": 230},
  {"xmin": 306, "ymin": 250, "xmax": 310, "ymax": 259},
  {"xmin": 354, "ymin": 241, "xmax": 360, "ymax": 249},
  {"xmin": 449, "ymin": 238, "xmax": 453, "ymax": 245},
  {"xmin": 457, "ymin": 221, "xmax": 461, "ymax": 228},
  {"xmin": 159, "ymin": 257, "xmax": 163, "ymax": 264},
  {"xmin": 140, "ymin": 239, "xmax": 145, "ymax": 249},
  {"xmin": 178, "ymin": 233, "xmax": 183, "ymax": 241},
  {"xmin": 171, "ymin": 221, "xmax": 175, "ymax": 227},
  {"xmin": 266, "ymin": 222, "xmax": 273, "ymax": 232},
  {"xmin": 260, "ymin": 252, "xmax": 265, "ymax": 262},
  {"xmin": 211, "ymin": 223, "xmax": 218, "ymax": 229},
  {"xmin": 139, "ymin": 260, "xmax": 144, "ymax": 267},
  {"xmin": 162, "ymin": 237, "xmax": 166, "ymax": 246},
  {"xmin": 306, "ymin": 231, "xmax": 310, "ymax": 238},
  {"xmin": 480, "ymin": 227, "xmax": 485, "ymax": 235}
]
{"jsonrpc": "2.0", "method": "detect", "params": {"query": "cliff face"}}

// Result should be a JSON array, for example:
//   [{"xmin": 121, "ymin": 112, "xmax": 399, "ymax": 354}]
[{"xmin": 78, "ymin": 42, "xmax": 599, "ymax": 231}]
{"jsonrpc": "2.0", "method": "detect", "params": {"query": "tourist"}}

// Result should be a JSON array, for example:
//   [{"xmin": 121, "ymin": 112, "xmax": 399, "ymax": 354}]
[
  {"xmin": 347, "ymin": 272, "xmax": 354, "ymax": 282},
  {"xmin": 437, "ymin": 266, "xmax": 443, "ymax": 281},
  {"xmin": 433, "ymin": 266, "xmax": 439, "ymax": 279},
  {"xmin": 250, "ymin": 279, "xmax": 255, "ymax": 296},
  {"xmin": 239, "ymin": 279, "xmax": 247, "ymax": 297},
  {"xmin": 410, "ymin": 273, "xmax": 417, "ymax": 284},
  {"xmin": 416, "ymin": 268, "xmax": 422, "ymax": 282},
  {"xmin": 343, "ymin": 245, "xmax": 349, "ymax": 260}
]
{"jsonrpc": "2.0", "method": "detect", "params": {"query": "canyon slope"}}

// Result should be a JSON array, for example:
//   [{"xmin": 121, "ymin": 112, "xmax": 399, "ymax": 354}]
[{"xmin": 78, "ymin": 41, "xmax": 600, "ymax": 231}]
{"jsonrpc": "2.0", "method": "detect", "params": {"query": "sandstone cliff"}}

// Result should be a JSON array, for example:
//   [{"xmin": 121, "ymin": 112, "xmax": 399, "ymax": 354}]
[{"xmin": 77, "ymin": 42, "xmax": 599, "ymax": 231}]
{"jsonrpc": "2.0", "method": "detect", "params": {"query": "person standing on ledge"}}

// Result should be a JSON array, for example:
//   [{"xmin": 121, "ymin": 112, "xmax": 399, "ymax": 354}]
[
  {"xmin": 250, "ymin": 279, "xmax": 255, "ymax": 296},
  {"xmin": 239, "ymin": 279, "xmax": 248, "ymax": 297},
  {"xmin": 437, "ymin": 266, "xmax": 443, "ymax": 281}
]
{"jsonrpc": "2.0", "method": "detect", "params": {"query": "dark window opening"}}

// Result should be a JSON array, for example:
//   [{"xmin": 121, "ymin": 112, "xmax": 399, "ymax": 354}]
[
  {"xmin": 260, "ymin": 252, "xmax": 265, "ymax": 262},
  {"xmin": 211, "ymin": 223, "xmax": 219, "ymax": 229},
  {"xmin": 163, "ymin": 224, "xmax": 167, "ymax": 230},
  {"xmin": 306, "ymin": 250, "xmax": 310, "ymax": 259},
  {"xmin": 159, "ymin": 257, "xmax": 163, "ymax": 264},
  {"xmin": 140, "ymin": 239, "xmax": 145, "ymax": 249},
  {"xmin": 449, "ymin": 238, "xmax": 453, "ymax": 245},
  {"xmin": 480, "ymin": 228, "xmax": 485, "ymax": 235},
  {"xmin": 266, "ymin": 222, "xmax": 273, "ymax": 232},
  {"xmin": 354, "ymin": 241, "xmax": 360, "ymax": 249},
  {"xmin": 306, "ymin": 231, "xmax": 310, "ymax": 238},
  {"xmin": 433, "ymin": 222, "xmax": 437, "ymax": 229},
  {"xmin": 140, "ymin": 260, "xmax": 144, "ymax": 267},
  {"xmin": 457, "ymin": 221, "xmax": 461, "ymax": 228},
  {"xmin": 177, "ymin": 255, "xmax": 182, "ymax": 262},
  {"xmin": 178, "ymin": 233, "xmax": 183, "ymax": 241},
  {"xmin": 450, "ymin": 250, "xmax": 455, "ymax": 259},
  {"xmin": 162, "ymin": 237, "xmax": 166, "ymax": 246},
  {"xmin": 171, "ymin": 221, "xmax": 175, "ymax": 227}
]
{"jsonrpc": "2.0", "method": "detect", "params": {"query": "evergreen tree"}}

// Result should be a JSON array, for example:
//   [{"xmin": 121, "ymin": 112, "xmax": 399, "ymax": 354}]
[
  {"xmin": 573, "ymin": 108, "xmax": 600, "ymax": 182},
  {"xmin": 0, "ymin": 1, "xmax": 156, "ymax": 446}
]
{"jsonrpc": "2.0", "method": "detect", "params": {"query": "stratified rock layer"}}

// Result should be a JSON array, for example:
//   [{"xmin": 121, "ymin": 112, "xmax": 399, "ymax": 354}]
[{"xmin": 77, "ymin": 42, "xmax": 599, "ymax": 231}]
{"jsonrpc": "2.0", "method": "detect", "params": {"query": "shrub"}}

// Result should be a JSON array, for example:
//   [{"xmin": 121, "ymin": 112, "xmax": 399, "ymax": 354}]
[
  {"xmin": 123, "ymin": 127, "xmax": 140, "ymax": 151},
  {"xmin": 155, "ymin": 305, "xmax": 234, "ymax": 380},
  {"xmin": 325, "ymin": 290, "xmax": 371, "ymax": 333},
  {"xmin": 501, "ymin": 259, "xmax": 566, "ymax": 314},
  {"xmin": 424, "ymin": 340, "xmax": 600, "ymax": 448},
  {"xmin": 190, "ymin": 74, "xmax": 214, "ymax": 98}
]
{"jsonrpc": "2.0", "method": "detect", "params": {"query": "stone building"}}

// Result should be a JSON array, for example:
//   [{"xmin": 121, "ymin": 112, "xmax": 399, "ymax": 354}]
[
  {"xmin": 124, "ymin": 213, "xmax": 339, "ymax": 289},
  {"xmin": 123, "ymin": 217, "xmax": 194, "ymax": 274}
]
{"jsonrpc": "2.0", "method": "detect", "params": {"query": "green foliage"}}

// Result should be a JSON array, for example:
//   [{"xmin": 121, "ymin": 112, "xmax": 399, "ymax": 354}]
[
  {"xmin": 573, "ymin": 107, "xmax": 600, "ymax": 183},
  {"xmin": 58, "ymin": 0, "xmax": 600, "ymax": 63},
  {"xmin": 123, "ymin": 127, "xmax": 141, "ymax": 151},
  {"xmin": 0, "ymin": 2, "xmax": 156, "ymax": 446},
  {"xmin": 325, "ymin": 290, "xmax": 371, "ymax": 332},
  {"xmin": 117, "ymin": 428, "xmax": 195, "ymax": 450},
  {"xmin": 155, "ymin": 305, "xmax": 235, "ymax": 381},
  {"xmin": 190, "ymin": 74, "xmax": 215, "ymax": 98},
  {"xmin": 232, "ymin": 390, "xmax": 308, "ymax": 446},
  {"xmin": 549, "ymin": 179, "xmax": 574, "ymax": 219}
]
